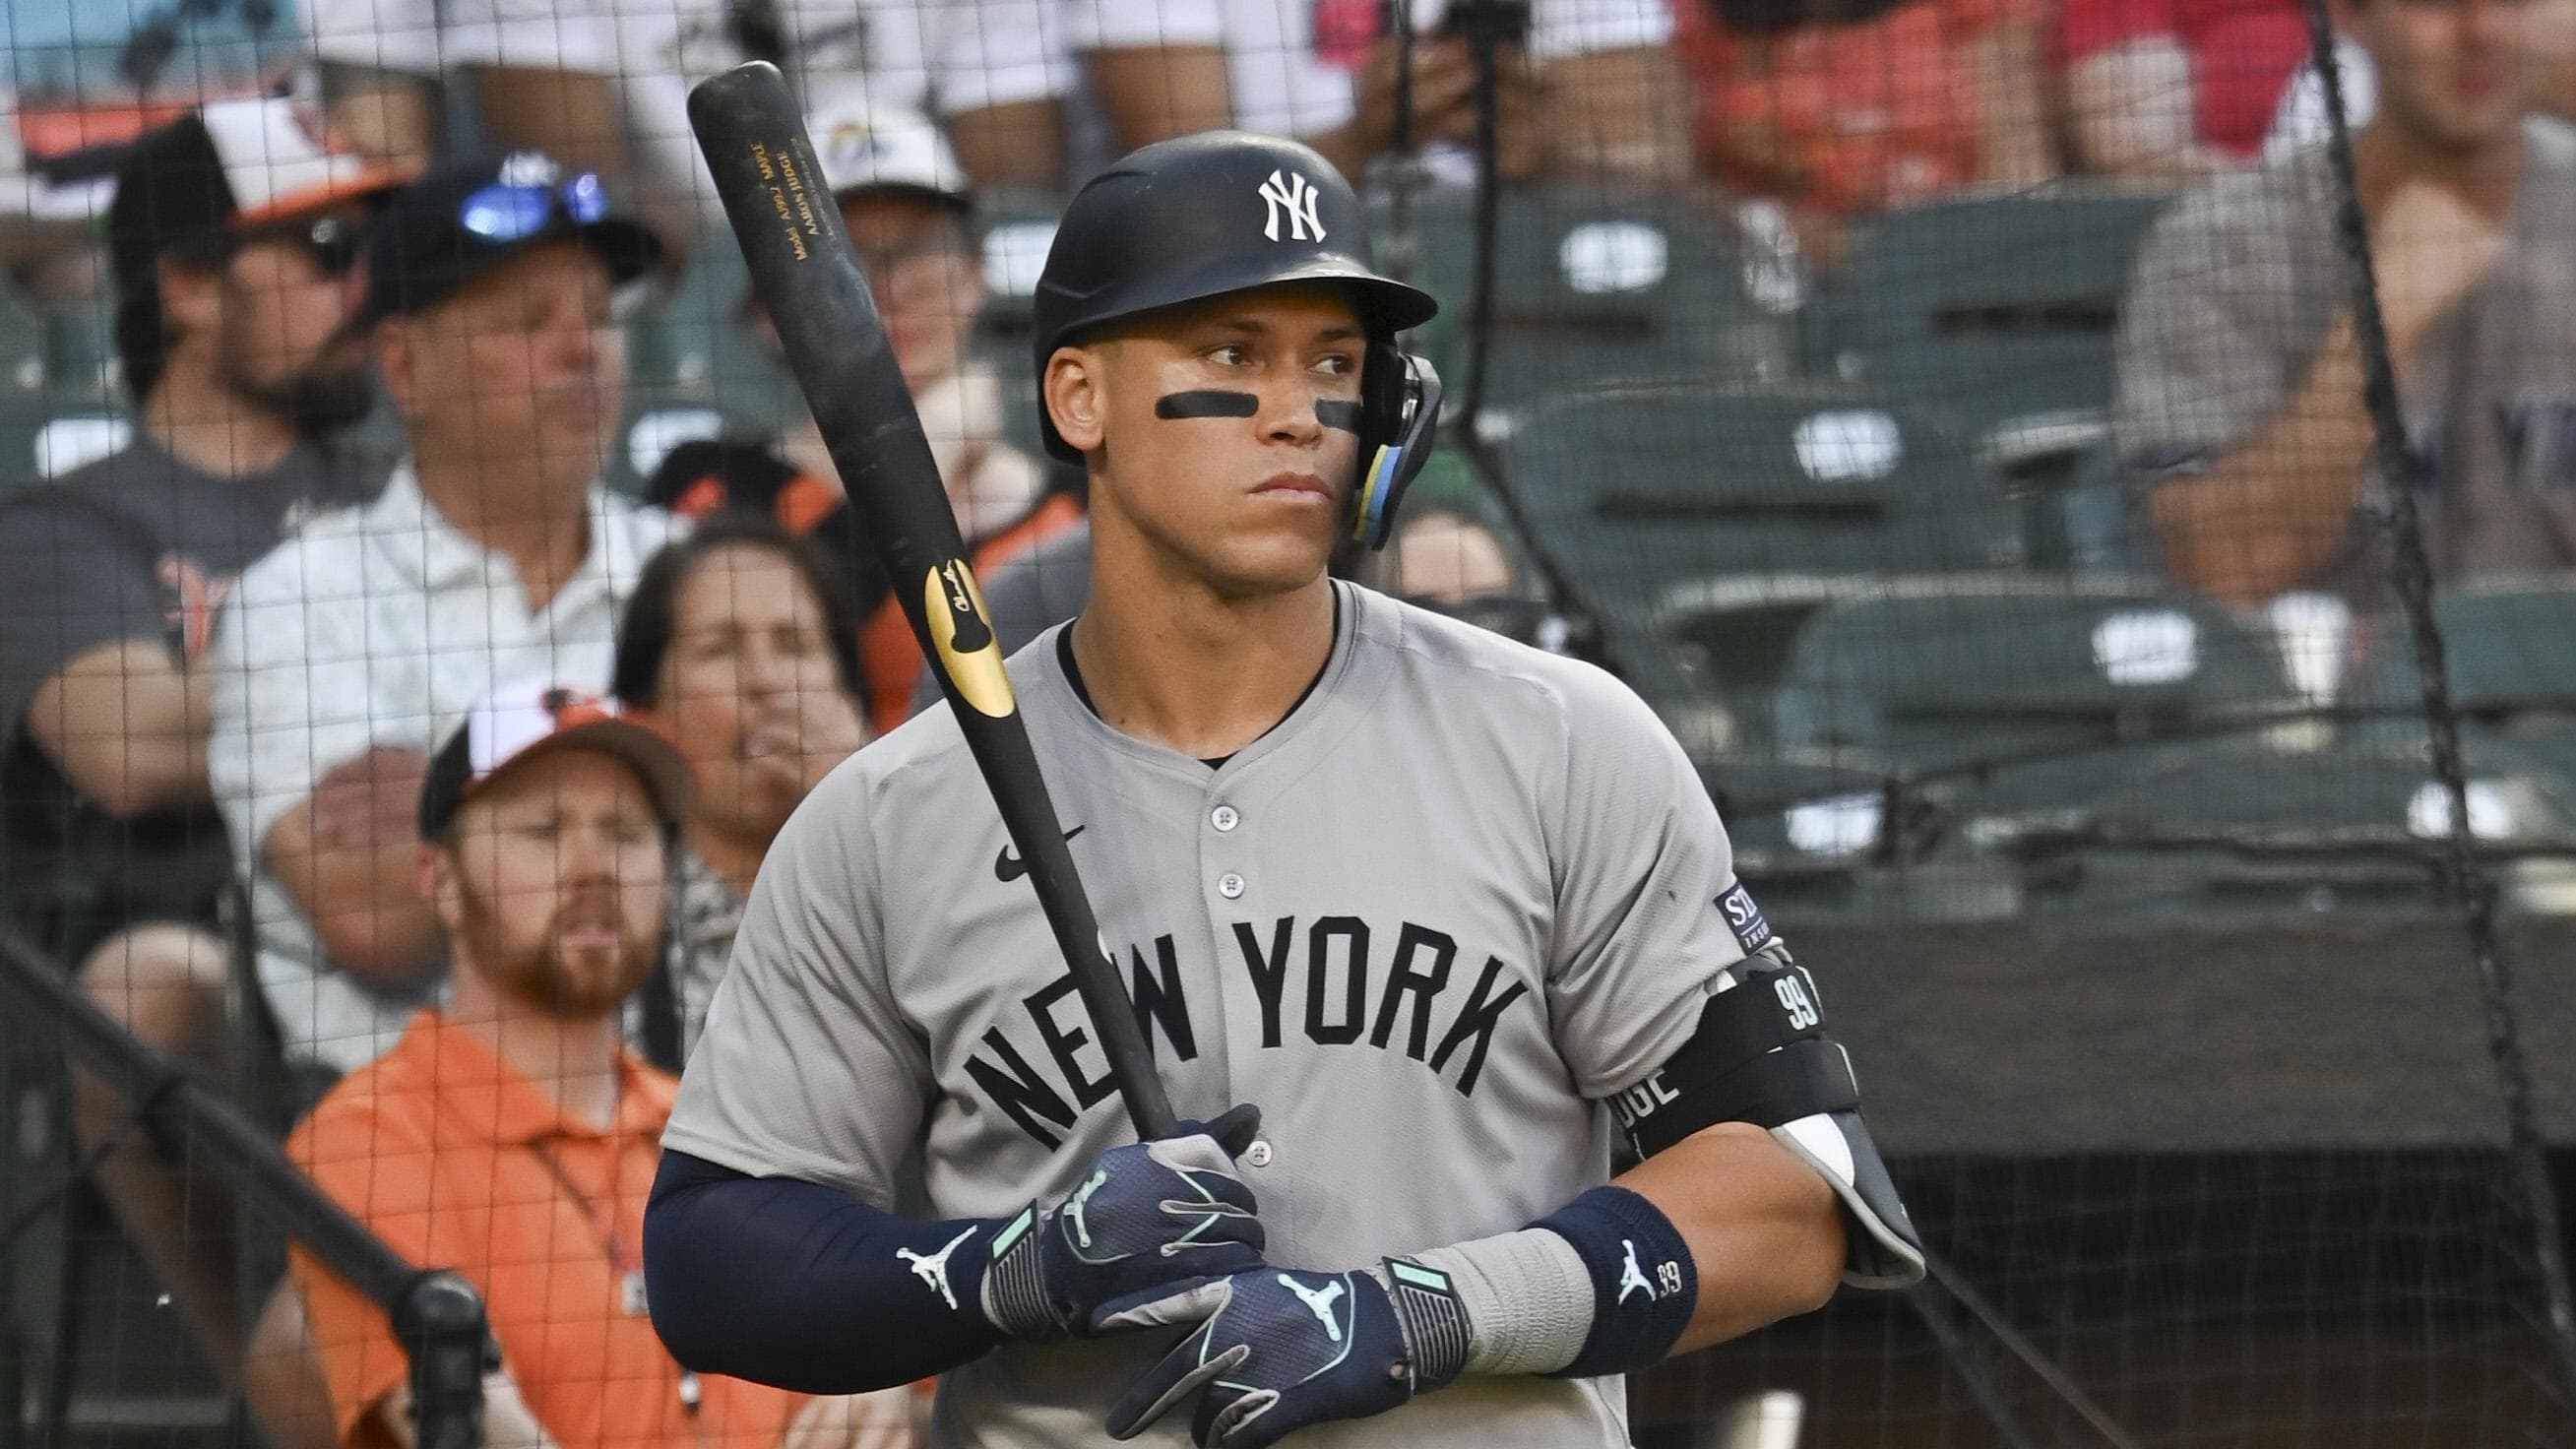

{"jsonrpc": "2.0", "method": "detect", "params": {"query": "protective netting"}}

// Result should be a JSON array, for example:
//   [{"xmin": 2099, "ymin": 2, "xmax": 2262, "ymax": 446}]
[{"xmin": 8, "ymin": 0, "xmax": 2576, "ymax": 1446}]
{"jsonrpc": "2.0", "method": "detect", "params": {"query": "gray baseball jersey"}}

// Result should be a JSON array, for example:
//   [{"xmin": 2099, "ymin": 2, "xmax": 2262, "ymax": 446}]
[
  {"xmin": 666, "ymin": 582, "xmax": 1770, "ymax": 1449},
  {"xmin": 2115, "ymin": 117, "xmax": 2576, "ymax": 591}
]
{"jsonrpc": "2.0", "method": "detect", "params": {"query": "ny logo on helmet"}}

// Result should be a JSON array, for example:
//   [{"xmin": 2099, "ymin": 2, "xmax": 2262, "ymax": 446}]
[{"xmin": 1258, "ymin": 169, "xmax": 1327, "ymax": 243}]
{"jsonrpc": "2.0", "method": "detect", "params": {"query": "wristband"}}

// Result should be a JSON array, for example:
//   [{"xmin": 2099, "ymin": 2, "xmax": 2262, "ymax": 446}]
[{"xmin": 1532, "ymin": 1185, "xmax": 1697, "ymax": 1378}]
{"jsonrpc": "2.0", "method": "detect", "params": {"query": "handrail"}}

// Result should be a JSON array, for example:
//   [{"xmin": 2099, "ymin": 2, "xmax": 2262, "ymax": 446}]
[{"xmin": 0, "ymin": 925, "xmax": 490, "ymax": 1449}]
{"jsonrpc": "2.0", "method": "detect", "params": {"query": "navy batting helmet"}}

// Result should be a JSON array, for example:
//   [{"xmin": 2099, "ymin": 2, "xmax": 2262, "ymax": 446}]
[{"xmin": 1031, "ymin": 132, "xmax": 1443, "ymax": 548}]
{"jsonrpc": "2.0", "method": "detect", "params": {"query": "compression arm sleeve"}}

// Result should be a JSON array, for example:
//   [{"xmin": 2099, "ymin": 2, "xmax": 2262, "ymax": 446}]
[{"xmin": 643, "ymin": 1149, "xmax": 1003, "ymax": 1393}]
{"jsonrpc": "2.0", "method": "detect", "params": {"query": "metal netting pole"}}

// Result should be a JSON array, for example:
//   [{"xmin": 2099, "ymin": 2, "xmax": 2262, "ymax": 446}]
[{"xmin": 2294, "ymin": 0, "xmax": 2576, "ymax": 1403}]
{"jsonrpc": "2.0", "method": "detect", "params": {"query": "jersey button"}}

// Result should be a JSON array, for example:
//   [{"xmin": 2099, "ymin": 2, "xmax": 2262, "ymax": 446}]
[
  {"xmin": 1218, "ymin": 872, "xmax": 1246, "ymax": 899},
  {"xmin": 1242, "ymin": 1139, "xmax": 1274, "ymax": 1168},
  {"xmin": 1211, "ymin": 804, "xmax": 1240, "ymax": 832}
]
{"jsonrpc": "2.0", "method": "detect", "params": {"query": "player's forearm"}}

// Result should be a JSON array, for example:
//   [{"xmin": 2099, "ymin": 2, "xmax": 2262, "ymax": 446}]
[
  {"xmin": 642, "ymin": 1150, "xmax": 1004, "ymax": 1394},
  {"xmin": 2147, "ymin": 317, "xmax": 2376, "ymax": 604},
  {"xmin": 1614, "ymin": 1121, "xmax": 1844, "ymax": 1352}
]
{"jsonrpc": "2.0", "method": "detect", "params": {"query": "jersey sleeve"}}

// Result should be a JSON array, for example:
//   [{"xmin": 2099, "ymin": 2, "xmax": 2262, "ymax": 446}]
[
  {"xmin": 1540, "ymin": 663, "xmax": 1749, "ymax": 1101},
  {"xmin": 661, "ymin": 759, "xmax": 931, "ymax": 1205},
  {"xmin": 2111, "ymin": 183, "xmax": 2306, "ymax": 488}
]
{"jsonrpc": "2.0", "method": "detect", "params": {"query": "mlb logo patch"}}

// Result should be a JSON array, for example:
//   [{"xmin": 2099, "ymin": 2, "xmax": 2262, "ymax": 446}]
[{"xmin": 1716, "ymin": 884, "xmax": 1772, "ymax": 954}]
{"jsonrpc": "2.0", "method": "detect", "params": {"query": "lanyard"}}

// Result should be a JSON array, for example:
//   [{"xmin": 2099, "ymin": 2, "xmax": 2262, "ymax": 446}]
[{"xmin": 528, "ymin": 1136, "xmax": 703, "ymax": 1416}]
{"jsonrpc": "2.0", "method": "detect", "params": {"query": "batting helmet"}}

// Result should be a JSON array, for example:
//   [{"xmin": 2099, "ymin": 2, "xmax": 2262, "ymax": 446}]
[{"xmin": 1031, "ymin": 131, "xmax": 1444, "ymax": 549}]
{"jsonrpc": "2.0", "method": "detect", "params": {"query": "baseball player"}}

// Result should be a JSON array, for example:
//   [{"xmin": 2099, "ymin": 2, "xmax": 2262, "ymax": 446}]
[{"xmin": 642, "ymin": 131, "xmax": 1922, "ymax": 1449}]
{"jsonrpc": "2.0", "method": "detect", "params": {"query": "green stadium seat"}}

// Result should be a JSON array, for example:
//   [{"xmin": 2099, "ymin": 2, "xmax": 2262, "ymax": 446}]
[
  {"xmin": 0, "ymin": 287, "xmax": 128, "ymax": 489},
  {"xmin": 2426, "ymin": 577, "xmax": 2576, "ymax": 714},
  {"xmin": 1773, "ymin": 576, "xmax": 2298, "ymax": 777},
  {"xmin": 1495, "ymin": 380, "xmax": 2024, "ymax": 610},
  {"xmin": 1808, "ymin": 187, "xmax": 2168, "ymax": 468},
  {"xmin": 628, "ymin": 235, "xmax": 805, "ymax": 439},
  {"xmin": 2354, "ymin": 577, "xmax": 2576, "ymax": 787},
  {"xmin": 1374, "ymin": 187, "xmax": 1792, "ymax": 409}
]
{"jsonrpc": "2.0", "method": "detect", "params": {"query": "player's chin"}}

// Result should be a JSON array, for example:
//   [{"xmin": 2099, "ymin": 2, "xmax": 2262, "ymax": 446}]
[{"xmin": 1201, "ymin": 529, "xmax": 1339, "ymax": 597}]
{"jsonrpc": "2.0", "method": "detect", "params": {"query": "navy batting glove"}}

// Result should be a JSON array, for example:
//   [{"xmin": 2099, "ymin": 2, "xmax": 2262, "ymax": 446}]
[
  {"xmin": 1104, "ymin": 1261, "xmax": 1471, "ymax": 1447},
  {"xmin": 981, "ymin": 1103, "xmax": 1267, "ymax": 1341}
]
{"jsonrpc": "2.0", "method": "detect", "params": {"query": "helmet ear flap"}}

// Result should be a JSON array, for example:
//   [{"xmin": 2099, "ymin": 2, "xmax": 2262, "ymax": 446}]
[{"xmin": 1350, "ymin": 346, "xmax": 1443, "ymax": 550}]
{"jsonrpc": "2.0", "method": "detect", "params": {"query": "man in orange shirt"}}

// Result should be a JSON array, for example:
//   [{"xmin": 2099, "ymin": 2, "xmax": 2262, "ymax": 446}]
[{"xmin": 287, "ymin": 680, "xmax": 911, "ymax": 1449}]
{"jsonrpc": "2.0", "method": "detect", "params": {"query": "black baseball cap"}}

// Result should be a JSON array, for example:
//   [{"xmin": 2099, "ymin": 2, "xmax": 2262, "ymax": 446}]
[
  {"xmin": 351, "ymin": 151, "xmax": 660, "ymax": 329},
  {"xmin": 107, "ymin": 94, "xmax": 408, "ymax": 283},
  {"xmin": 419, "ymin": 680, "xmax": 694, "ymax": 840}
]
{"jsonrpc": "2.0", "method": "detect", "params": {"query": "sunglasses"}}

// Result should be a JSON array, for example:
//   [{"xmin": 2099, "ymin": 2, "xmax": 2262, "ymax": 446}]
[
  {"xmin": 460, "ymin": 171, "xmax": 611, "ymax": 243},
  {"xmin": 236, "ymin": 212, "xmax": 366, "ymax": 277}
]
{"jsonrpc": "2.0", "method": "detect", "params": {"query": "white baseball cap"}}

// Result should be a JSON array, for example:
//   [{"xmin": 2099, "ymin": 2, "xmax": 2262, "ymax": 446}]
[
  {"xmin": 108, "ymin": 93, "xmax": 408, "ymax": 275},
  {"xmin": 807, "ymin": 94, "xmax": 971, "ymax": 213},
  {"xmin": 419, "ymin": 680, "xmax": 694, "ymax": 838}
]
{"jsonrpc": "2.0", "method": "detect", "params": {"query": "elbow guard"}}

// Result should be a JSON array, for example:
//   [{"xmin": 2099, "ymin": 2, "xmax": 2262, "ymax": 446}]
[{"xmin": 1611, "ymin": 942, "xmax": 1926, "ymax": 1291}]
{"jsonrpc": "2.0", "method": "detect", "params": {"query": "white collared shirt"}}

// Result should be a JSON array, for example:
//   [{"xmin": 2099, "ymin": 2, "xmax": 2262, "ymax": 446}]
[{"xmin": 208, "ymin": 462, "xmax": 683, "ymax": 1071}]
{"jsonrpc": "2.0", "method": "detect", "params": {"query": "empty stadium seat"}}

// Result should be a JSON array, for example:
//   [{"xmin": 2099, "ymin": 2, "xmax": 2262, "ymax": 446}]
[
  {"xmin": 2352, "ymin": 578, "xmax": 2576, "ymax": 709},
  {"xmin": 1375, "ymin": 187, "xmax": 1792, "ymax": 410},
  {"xmin": 1976, "ymin": 733, "xmax": 2576, "ymax": 916},
  {"xmin": 1773, "ymin": 576, "xmax": 2299, "ymax": 776},
  {"xmin": 1495, "ymin": 380, "xmax": 2024, "ymax": 609},
  {"xmin": 2356, "ymin": 577, "xmax": 2576, "ymax": 784},
  {"xmin": 626, "ymin": 235, "xmax": 804, "ymax": 438},
  {"xmin": 1808, "ymin": 188, "xmax": 2168, "ymax": 467}
]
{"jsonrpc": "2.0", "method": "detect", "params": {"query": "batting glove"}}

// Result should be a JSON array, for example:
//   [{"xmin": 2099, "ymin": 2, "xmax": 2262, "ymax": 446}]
[
  {"xmin": 1103, "ymin": 1261, "xmax": 1471, "ymax": 1447},
  {"xmin": 980, "ymin": 1104, "xmax": 1267, "ymax": 1341}
]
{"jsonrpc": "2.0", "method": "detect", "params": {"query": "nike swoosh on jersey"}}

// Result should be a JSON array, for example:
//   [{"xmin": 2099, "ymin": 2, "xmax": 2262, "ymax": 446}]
[{"xmin": 995, "ymin": 825, "xmax": 1087, "ymax": 883}]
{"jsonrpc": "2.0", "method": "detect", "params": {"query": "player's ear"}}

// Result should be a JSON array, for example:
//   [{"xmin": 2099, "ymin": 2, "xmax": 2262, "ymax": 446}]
[
  {"xmin": 1044, "ymin": 345, "xmax": 1106, "ymax": 454},
  {"xmin": 419, "ymin": 837, "xmax": 464, "ymax": 935}
]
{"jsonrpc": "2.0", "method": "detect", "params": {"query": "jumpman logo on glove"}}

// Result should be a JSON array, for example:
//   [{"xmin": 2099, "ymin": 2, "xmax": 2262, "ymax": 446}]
[{"xmin": 1282, "ymin": 1275, "xmax": 1347, "ymax": 1343}]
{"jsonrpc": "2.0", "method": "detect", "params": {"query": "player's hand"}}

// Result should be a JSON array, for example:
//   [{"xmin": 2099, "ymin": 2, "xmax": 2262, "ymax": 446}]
[
  {"xmin": 979, "ymin": 1104, "xmax": 1267, "ymax": 1342},
  {"xmin": 1104, "ymin": 1265, "xmax": 1461, "ymax": 1448}
]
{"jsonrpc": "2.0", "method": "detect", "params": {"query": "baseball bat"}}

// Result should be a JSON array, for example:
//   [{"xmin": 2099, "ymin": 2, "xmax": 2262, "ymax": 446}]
[{"xmin": 687, "ymin": 62, "xmax": 1181, "ymax": 1141}]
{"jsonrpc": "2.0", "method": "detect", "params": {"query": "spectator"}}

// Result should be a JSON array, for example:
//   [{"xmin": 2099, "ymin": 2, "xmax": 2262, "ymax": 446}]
[
  {"xmin": 2115, "ymin": 0, "xmax": 2576, "ymax": 610},
  {"xmin": 1673, "ymin": 0, "xmax": 2057, "ymax": 250},
  {"xmin": 1066, "ymin": 0, "xmax": 1680, "ymax": 180},
  {"xmin": 2055, "ymin": 0, "xmax": 2317, "ymax": 179},
  {"xmin": 208, "ymin": 151, "xmax": 679, "ymax": 1081},
  {"xmin": 0, "ymin": 94, "xmax": 404, "ymax": 1388},
  {"xmin": 608, "ymin": 515, "xmax": 872, "ymax": 1065},
  {"xmin": 300, "ymin": 0, "xmax": 1074, "ymax": 222},
  {"xmin": 287, "ymin": 680, "xmax": 911, "ymax": 1449},
  {"xmin": 646, "ymin": 101, "xmax": 1078, "ymax": 732}
]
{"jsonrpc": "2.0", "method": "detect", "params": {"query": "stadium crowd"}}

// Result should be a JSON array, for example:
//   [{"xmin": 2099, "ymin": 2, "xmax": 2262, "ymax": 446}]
[{"xmin": 3, "ymin": 0, "xmax": 2574, "ymax": 1441}]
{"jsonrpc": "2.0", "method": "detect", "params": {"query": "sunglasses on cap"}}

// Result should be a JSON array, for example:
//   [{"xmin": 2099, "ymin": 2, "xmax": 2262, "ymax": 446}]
[
  {"xmin": 461, "ymin": 170, "xmax": 611, "ymax": 243},
  {"xmin": 235, "ymin": 212, "xmax": 367, "ymax": 277}
]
